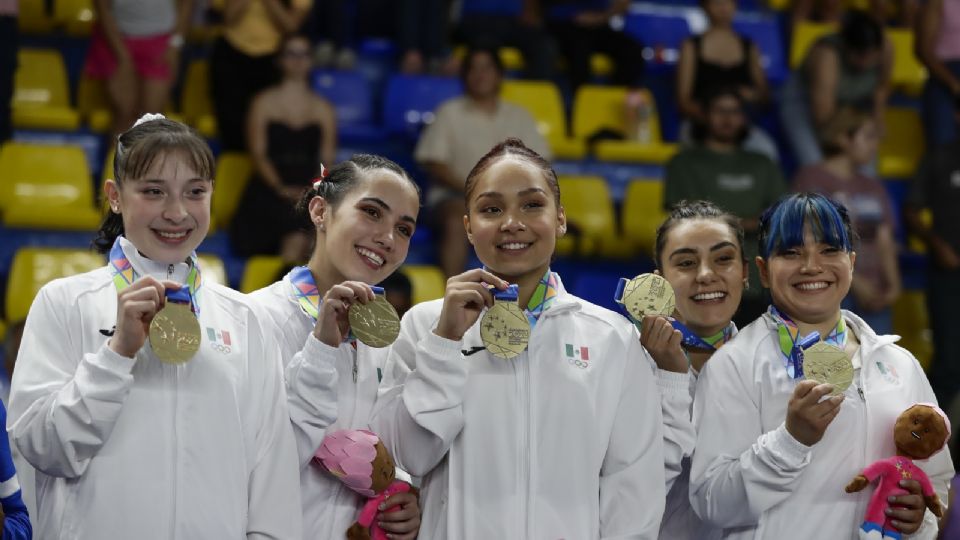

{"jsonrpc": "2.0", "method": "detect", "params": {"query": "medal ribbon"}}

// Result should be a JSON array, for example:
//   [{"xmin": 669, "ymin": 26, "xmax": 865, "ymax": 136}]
[
  {"xmin": 768, "ymin": 305, "xmax": 846, "ymax": 378},
  {"xmin": 493, "ymin": 284, "xmax": 521, "ymax": 302},
  {"xmin": 524, "ymin": 270, "xmax": 559, "ymax": 328},
  {"xmin": 287, "ymin": 266, "xmax": 358, "ymax": 343},
  {"xmin": 108, "ymin": 237, "xmax": 202, "ymax": 315}
]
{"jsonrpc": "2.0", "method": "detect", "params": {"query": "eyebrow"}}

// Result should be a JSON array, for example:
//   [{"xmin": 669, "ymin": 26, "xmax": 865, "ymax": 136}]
[
  {"xmin": 359, "ymin": 197, "xmax": 417, "ymax": 225},
  {"xmin": 668, "ymin": 241, "xmax": 738, "ymax": 259}
]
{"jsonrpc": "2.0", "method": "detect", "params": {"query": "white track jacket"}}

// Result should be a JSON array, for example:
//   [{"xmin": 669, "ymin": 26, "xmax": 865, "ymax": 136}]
[
  {"xmin": 370, "ymin": 282, "xmax": 667, "ymax": 539},
  {"xmin": 690, "ymin": 310, "xmax": 954, "ymax": 539},
  {"xmin": 7, "ymin": 240, "xmax": 301, "ymax": 539},
  {"xmin": 250, "ymin": 278, "xmax": 391, "ymax": 539}
]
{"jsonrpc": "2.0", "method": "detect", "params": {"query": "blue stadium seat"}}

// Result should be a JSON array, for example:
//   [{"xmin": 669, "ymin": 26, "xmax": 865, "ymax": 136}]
[
  {"xmin": 733, "ymin": 16, "xmax": 787, "ymax": 82},
  {"xmin": 382, "ymin": 75, "xmax": 463, "ymax": 138},
  {"xmin": 311, "ymin": 69, "xmax": 382, "ymax": 142},
  {"xmin": 623, "ymin": 9, "xmax": 691, "ymax": 72}
]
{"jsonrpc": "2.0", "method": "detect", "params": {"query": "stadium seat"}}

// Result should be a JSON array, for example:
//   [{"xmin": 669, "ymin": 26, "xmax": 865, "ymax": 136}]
[
  {"xmin": 56, "ymin": 0, "xmax": 95, "ymax": 36},
  {"xmin": 382, "ymin": 75, "xmax": 462, "ymax": 138},
  {"xmin": 789, "ymin": 21, "xmax": 837, "ymax": 69},
  {"xmin": 311, "ymin": 70, "xmax": 380, "ymax": 140},
  {"xmin": 892, "ymin": 290, "xmax": 933, "ymax": 371},
  {"xmin": 500, "ymin": 80, "xmax": 586, "ymax": 160},
  {"xmin": 454, "ymin": 45, "xmax": 612, "ymax": 78},
  {"xmin": 211, "ymin": 152, "xmax": 253, "ymax": 231},
  {"xmin": 182, "ymin": 60, "xmax": 218, "ymax": 138},
  {"xmin": 623, "ymin": 9, "xmax": 690, "ymax": 70},
  {"xmin": 197, "ymin": 254, "xmax": 227, "ymax": 286},
  {"xmin": 401, "ymin": 265, "xmax": 446, "ymax": 305},
  {"xmin": 572, "ymin": 86, "xmax": 678, "ymax": 164},
  {"xmin": 78, "ymin": 76, "xmax": 113, "ymax": 133},
  {"xmin": 6, "ymin": 247, "xmax": 104, "ymax": 322},
  {"xmin": 733, "ymin": 16, "xmax": 787, "ymax": 82},
  {"xmin": 12, "ymin": 49, "xmax": 81, "ymax": 131},
  {"xmin": 17, "ymin": 2, "xmax": 56, "ymax": 34},
  {"xmin": 879, "ymin": 107, "xmax": 923, "ymax": 179},
  {"xmin": 887, "ymin": 28, "xmax": 926, "ymax": 95},
  {"xmin": 240, "ymin": 256, "xmax": 285, "ymax": 293},
  {"xmin": 0, "ymin": 143, "xmax": 102, "ymax": 230},
  {"xmin": 557, "ymin": 175, "xmax": 630, "ymax": 258},
  {"xmin": 621, "ymin": 179, "xmax": 667, "ymax": 257}
]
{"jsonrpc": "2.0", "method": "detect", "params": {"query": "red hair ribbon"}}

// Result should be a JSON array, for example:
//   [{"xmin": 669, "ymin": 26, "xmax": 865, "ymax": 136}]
[{"xmin": 312, "ymin": 163, "xmax": 329, "ymax": 190}]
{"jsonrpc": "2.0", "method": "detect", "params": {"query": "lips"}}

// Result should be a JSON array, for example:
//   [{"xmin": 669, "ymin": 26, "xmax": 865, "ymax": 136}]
[
  {"xmin": 794, "ymin": 281, "xmax": 830, "ymax": 291},
  {"xmin": 497, "ymin": 241, "xmax": 532, "ymax": 252},
  {"xmin": 357, "ymin": 246, "xmax": 385, "ymax": 268},
  {"xmin": 691, "ymin": 291, "xmax": 727, "ymax": 302},
  {"xmin": 153, "ymin": 229, "xmax": 191, "ymax": 244}
]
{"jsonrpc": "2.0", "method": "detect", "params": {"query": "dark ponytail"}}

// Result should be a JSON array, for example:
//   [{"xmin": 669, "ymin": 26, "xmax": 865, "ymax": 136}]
[{"xmin": 295, "ymin": 153, "xmax": 420, "ymax": 220}]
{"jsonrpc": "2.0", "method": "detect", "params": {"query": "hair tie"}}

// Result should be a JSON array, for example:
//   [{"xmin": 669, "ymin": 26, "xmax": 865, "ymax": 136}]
[
  {"xmin": 312, "ymin": 163, "xmax": 330, "ymax": 190},
  {"xmin": 133, "ymin": 112, "xmax": 166, "ymax": 128}
]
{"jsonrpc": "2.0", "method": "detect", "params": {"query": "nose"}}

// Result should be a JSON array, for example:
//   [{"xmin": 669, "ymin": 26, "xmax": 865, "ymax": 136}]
[
  {"xmin": 162, "ymin": 196, "xmax": 188, "ymax": 223},
  {"xmin": 372, "ymin": 225, "xmax": 395, "ymax": 253},
  {"xmin": 800, "ymin": 250, "xmax": 822, "ymax": 273},
  {"xmin": 695, "ymin": 260, "xmax": 717, "ymax": 283},
  {"xmin": 499, "ymin": 210, "xmax": 526, "ymax": 232}
]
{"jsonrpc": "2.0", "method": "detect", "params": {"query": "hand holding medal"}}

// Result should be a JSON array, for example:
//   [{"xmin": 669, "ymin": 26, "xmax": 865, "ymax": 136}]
[
  {"xmin": 434, "ymin": 269, "xmax": 509, "ymax": 342},
  {"xmin": 314, "ymin": 281, "xmax": 377, "ymax": 348},
  {"xmin": 109, "ymin": 276, "xmax": 182, "ymax": 359},
  {"xmin": 349, "ymin": 286, "xmax": 401, "ymax": 348},
  {"xmin": 149, "ymin": 287, "xmax": 202, "ymax": 364}
]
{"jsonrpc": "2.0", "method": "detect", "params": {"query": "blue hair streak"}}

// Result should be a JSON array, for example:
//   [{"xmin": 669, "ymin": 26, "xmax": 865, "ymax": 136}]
[{"xmin": 758, "ymin": 193, "xmax": 856, "ymax": 259}]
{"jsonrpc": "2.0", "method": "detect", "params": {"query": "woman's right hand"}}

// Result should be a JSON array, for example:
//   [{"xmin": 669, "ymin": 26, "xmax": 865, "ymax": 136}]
[
  {"xmin": 434, "ymin": 269, "xmax": 508, "ymax": 341},
  {"xmin": 313, "ymin": 281, "xmax": 375, "ymax": 347},
  {"xmin": 110, "ymin": 277, "xmax": 178, "ymax": 358},
  {"xmin": 785, "ymin": 380, "xmax": 844, "ymax": 447},
  {"xmin": 639, "ymin": 315, "xmax": 687, "ymax": 373}
]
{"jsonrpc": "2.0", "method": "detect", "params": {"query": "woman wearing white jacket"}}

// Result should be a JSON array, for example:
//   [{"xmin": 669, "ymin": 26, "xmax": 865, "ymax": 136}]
[
  {"xmin": 248, "ymin": 154, "xmax": 422, "ymax": 539},
  {"xmin": 370, "ymin": 138, "xmax": 667, "ymax": 539},
  {"xmin": 7, "ymin": 115, "xmax": 302, "ymax": 539},
  {"xmin": 690, "ymin": 192, "xmax": 954, "ymax": 539}
]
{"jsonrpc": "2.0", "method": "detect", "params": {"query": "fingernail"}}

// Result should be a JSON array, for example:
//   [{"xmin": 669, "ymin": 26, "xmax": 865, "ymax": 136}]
[
  {"xmin": 378, "ymin": 503, "xmax": 385, "ymax": 510},
  {"xmin": 885, "ymin": 508, "xmax": 893, "ymax": 514},
  {"xmin": 888, "ymin": 496, "xmax": 896, "ymax": 503}
]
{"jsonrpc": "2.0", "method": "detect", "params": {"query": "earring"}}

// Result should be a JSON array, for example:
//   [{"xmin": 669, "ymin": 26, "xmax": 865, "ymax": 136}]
[
  {"xmin": 743, "ymin": 278, "xmax": 750, "ymax": 290},
  {"xmin": 319, "ymin": 224, "xmax": 326, "ymax": 232}
]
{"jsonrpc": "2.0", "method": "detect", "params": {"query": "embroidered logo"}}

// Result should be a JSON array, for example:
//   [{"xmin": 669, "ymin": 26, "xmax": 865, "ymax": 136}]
[
  {"xmin": 876, "ymin": 361, "xmax": 900, "ymax": 385},
  {"xmin": 207, "ymin": 327, "xmax": 232, "ymax": 354},
  {"xmin": 565, "ymin": 343, "xmax": 590, "ymax": 369}
]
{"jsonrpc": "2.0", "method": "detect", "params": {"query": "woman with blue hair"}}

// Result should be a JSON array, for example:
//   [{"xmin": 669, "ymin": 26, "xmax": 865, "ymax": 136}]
[{"xmin": 689, "ymin": 192, "xmax": 954, "ymax": 539}]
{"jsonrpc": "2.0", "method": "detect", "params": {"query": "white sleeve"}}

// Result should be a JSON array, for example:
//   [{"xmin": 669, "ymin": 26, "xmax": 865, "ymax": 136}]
[
  {"xmin": 658, "ymin": 367, "xmax": 695, "ymax": 494},
  {"xmin": 369, "ymin": 312, "xmax": 468, "ymax": 478},
  {"xmin": 689, "ymin": 349, "xmax": 812, "ymax": 529},
  {"xmin": 283, "ymin": 333, "xmax": 339, "ymax": 469},
  {"xmin": 245, "ymin": 317, "xmax": 302, "ymax": 539},
  {"xmin": 600, "ymin": 336, "xmax": 666, "ymax": 539},
  {"xmin": 7, "ymin": 287, "xmax": 136, "ymax": 479}
]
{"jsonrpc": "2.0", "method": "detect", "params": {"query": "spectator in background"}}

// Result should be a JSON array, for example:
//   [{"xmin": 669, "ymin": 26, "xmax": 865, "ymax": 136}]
[
  {"xmin": 0, "ymin": 0, "xmax": 17, "ymax": 144},
  {"xmin": 455, "ymin": 0, "xmax": 556, "ymax": 80},
  {"xmin": 916, "ymin": 0, "xmax": 960, "ymax": 146},
  {"xmin": 545, "ymin": 0, "xmax": 643, "ymax": 90},
  {"xmin": 415, "ymin": 45, "xmax": 550, "ymax": 277},
  {"xmin": 209, "ymin": 0, "xmax": 311, "ymax": 151},
  {"xmin": 398, "ymin": 0, "xmax": 451, "ymax": 74},
  {"xmin": 791, "ymin": 0, "xmax": 845, "ymax": 24},
  {"xmin": 792, "ymin": 0, "xmax": 918, "ymax": 26},
  {"xmin": 664, "ymin": 86, "xmax": 785, "ymax": 327},
  {"xmin": 86, "ymin": 0, "xmax": 193, "ymax": 138},
  {"xmin": 230, "ymin": 34, "xmax": 336, "ymax": 264},
  {"xmin": 904, "ymin": 119, "xmax": 960, "ymax": 408},
  {"xmin": 793, "ymin": 108, "xmax": 900, "ymax": 334},
  {"xmin": 780, "ymin": 10, "xmax": 891, "ymax": 168},
  {"xmin": 676, "ymin": 0, "xmax": 778, "ymax": 162}
]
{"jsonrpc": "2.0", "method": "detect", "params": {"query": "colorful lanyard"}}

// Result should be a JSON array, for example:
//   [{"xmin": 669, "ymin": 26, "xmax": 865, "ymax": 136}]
[
  {"xmin": 524, "ymin": 270, "xmax": 559, "ymax": 328},
  {"xmin": 108, "ymin": 237, "xmax": 202, "ymax": 315},
  {"xmin": 768, "ymin": 305, "xmax": 846, "ymax": 378},
  {"xmin": 287, "ymin": 266, "xmax": 357, "ymax": 343},
  {"xmin": 699, "ymin": 323, "xmax": 737, "ymax": 350}
]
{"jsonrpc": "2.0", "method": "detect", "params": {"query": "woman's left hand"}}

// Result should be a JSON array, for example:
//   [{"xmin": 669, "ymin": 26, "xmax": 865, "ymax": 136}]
[
  {"xmin": 888, "ymin": 479, "xmax": 928, "ymax": 534},
  {"xmin": 377, "ymin": 491, "xmax": 420, "ymax": 540}
]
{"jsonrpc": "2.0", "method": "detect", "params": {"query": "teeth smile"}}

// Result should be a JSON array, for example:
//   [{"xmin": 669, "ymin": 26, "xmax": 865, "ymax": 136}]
[
  {"xmin": 796, "ymin": 282, "xmax": 829, "ymax": 291},
  {"xmin": 500, "ymin": 242, "xmax": 530, "ymax": 250},
  {"xmin": 693, "ymin": 292, "xmax": 726, "ymax": 301},
  {"xmin": 357, "ymin": 247, "xmax": 384, "ymax": 266},
  {"xmin": 157, "ymin": 230, "xmax": 187, "ymax": 239}
]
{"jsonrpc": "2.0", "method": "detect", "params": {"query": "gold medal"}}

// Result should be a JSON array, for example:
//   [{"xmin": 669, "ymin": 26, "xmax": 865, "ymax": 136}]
[
  {"xmin": 481, "ymin": 300, "xmax": 530, "ymax": 359},
  {"xmin": 349, "ymin": 295, "xmax": 401, "ymax": 348},
  {"xmin": 149, "ymin": 302, "xmax": 201, "ymax": 364},
  {"xmin": 803, "ymin": 341, "xmax": 854, "ymax": 396},
  {"xmin": 620, "ymin": 273, "xmax": 676, "ymax": 321}
]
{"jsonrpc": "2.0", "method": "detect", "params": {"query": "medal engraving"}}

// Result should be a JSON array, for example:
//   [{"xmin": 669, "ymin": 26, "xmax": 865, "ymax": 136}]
[
  {"xmin": 480, "ymin": 302, "xmax": 530, "ymax": 360},
  {"xmin": 149, "ymin": 302, "xmax": 201, "ymax": 364},
  {"xmin": 349, "ymin": 296, "xmax": 401, "ymax": 348},
  {"xmin": 621, "ymin": 273, "xmax": 676, "ymax": 321},
  {"xmin": 803, "ymin": 341, "xmax": 854, "ymax": 396}
]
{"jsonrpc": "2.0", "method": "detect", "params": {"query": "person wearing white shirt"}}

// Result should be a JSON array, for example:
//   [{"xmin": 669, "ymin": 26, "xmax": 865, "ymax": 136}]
[
  {"xmin": 370, "ymin": 137, "xmax": 666, "ymax": 539},
  {"xmin": 7, "ymin": 114, "xmax": 301, "ymax": 539},
  {"xmin": 249, "ymin": 154, "xmax": 422, "ymax": 540},
  {"xmin": 690, "ymin": 192, "xmax": 954, "ymax": 539}
]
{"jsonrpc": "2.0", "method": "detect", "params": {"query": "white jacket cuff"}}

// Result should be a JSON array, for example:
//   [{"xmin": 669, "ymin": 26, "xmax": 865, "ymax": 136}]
[
  {"xmin": 422, "ymin": 330, "xmax": 464, "ymax": 359},
  {"xmin": 97, "ymin": 343, "xmax": 137, "ymax": 376},
  {"xmin": 657, "ymin": 369, "xmax": 692, "ymax": 394},
  {"xmin": 766, "ymin": 423, "xmax": 813, "ymax": 467}
]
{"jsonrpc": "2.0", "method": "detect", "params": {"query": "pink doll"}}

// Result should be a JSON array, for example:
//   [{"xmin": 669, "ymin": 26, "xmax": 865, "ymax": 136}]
[
  {"xmin": 845, "ymin": 403, "xmax": 949, "ymax": 540},
  {"xmin": 315, "ymin": 430, "xmax": 414, "ymax": 540}
]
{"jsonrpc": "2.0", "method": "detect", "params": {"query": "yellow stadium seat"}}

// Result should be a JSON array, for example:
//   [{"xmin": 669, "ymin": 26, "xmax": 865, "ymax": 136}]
[
  {"xmin": 621, "ymin": 179, "xmax": 667, "ymax": 257},
  {"xmin": 887, "ymin": 28, "xmax": 926, "ymax": 95},
  {"xmin": 400, "ymin": 265, "xmax": 446, "ymax": 305},
  {"xmin": 501, "ymin": 80, "xmax": 586, "ymax": 160},
  {"xmin": 879, "ymin": 107, "xmax": 923, "ymax": 179},
  {"xmin": 892, "ymin": 290, "xmax": 933, "ymax": 371},
  {"xmin": 197, "ymin": 254, "xmax": 228, "ymax": 286},
  {"xmin": 590, "ymin": 53, "xmax": 613, "ymax": 77},
  {"xmin": 557, "ymin": 175, "xmax": 630, "ymax": 258},
  {"xmin": 906, "ymin": 207, "xmax": 932, "ymax": 254},
  {"xmin": 0, "ymin": 143, "xmax": 102, "ymax": 230},
  {"xmin": 13, "ymin": 49, "xmax": 81, "ymax": 131},
  {"xmin": 77, "ymin": 76, "xmax": 113, "ymax": 133},
  {"xmin": 212, "ymin": 152, "xmax": 253, "ymax": 231},
  {"xmin": 17, "ymin": 2, "xmax": 56, "ymax": 34},
  {"xmin": 182, "ymin": 60, "xmax": 218, "ymax": 138},
  {"xmin": 6, "ymin": 247, "xmax": 104, "ymax": 322},
  {"xmin": 240, "ymin": 256, "xmax": 285, "ymax": 293},
  {"xmin": 789, "ymin": 21, "xmax": 837, "ymax": 69},
  {"xmin": 56, "ymin": 0, "xmax": 96, "ymax": 36},
  {"xmin": 572, "ymin": 86, "xmax": 677, "ymax": 164}
]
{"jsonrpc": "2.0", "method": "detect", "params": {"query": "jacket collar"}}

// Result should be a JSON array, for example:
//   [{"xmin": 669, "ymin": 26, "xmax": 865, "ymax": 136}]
[{"xmin": 118, "ymin": 236, "xmax": 193, "ymax": 284}]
